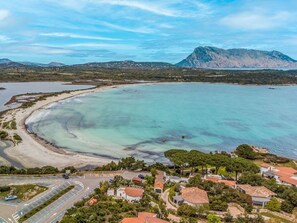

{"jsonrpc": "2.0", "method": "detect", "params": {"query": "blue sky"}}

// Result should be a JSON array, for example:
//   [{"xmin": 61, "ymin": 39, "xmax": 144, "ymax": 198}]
[{"xmin": 0, "ymin": 0, "xmax": 297, "ymax": 64}]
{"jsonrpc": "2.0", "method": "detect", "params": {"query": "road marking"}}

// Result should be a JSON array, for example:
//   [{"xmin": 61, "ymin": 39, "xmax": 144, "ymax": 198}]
[{"xmin": 52, "ymin": 213, "xmax": 57, "ymax": 216}]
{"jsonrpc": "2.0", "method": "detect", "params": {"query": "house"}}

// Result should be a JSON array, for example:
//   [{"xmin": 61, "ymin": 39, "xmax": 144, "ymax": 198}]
[
  {"xmin": 173, "ymin": 187, "xmax": 209, "ymax": 206},
  {"xmin": 120, "ymin": 212, "xmax": 170, "ymax": 223},
  {"xmin": 237, "ymin": 184, "xmax": 276, "ymax": 207},
  {"xmin": 260, "ymin": 164, "xmax": 297, "ymax": 187},
  {"xmin": 116, "ymin": 187, "xmax": 144, "ymax": 202},
  {"xmin": 204, "ymin": 175, "xmax": 236, "ymax": 188},
  {"xmin": 166, "ymin": 175, "xmax": 189, "ymax": 183},
  {"xmin": 88, "ymin": 197, "xmax": 98, "ymax": 206},
  {"xmin": 154, "ymin": 171, "xmax": 165, "ymax": 193}
]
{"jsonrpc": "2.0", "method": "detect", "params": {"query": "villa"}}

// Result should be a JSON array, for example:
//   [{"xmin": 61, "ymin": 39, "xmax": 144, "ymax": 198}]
[
  {"xmin": 154, "ymin": 171, "xmax": 166, "ymax": 193},
  {"xmin": 120, "ymin": 212, "xmax": 170, "ymax": 223},
  {"xmin": 173, "ymin": 187, "xmax": 209, "ymax": 206},
  {"xmin": 116, "ymin": 187, "xmax": 144, "ymax": 202},
  {"xmin": 260, "ymin": 163, "xmax": 297, "ymax": 187},
  {"xmin": 237, "ymin": 184, "xmax": 276, "ymax": 207}
]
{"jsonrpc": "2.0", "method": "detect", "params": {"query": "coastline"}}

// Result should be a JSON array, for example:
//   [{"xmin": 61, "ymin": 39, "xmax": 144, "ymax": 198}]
[{"xmin": 1, "ymin": 83, "xmax": 151, "ymax": 169}]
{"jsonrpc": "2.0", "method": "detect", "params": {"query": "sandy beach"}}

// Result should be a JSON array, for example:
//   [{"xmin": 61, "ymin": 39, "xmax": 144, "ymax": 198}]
[{"xmin": 0, "ymin": 84, "xmax": 140, "ymax": 169}]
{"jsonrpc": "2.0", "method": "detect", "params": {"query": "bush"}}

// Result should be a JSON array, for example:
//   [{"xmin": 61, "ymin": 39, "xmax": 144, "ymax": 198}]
[
  {"xmin": 207, "ymin": 214, "xmax": 221, "ymax": 223},
  {"xmin": 177, "ymin": 204, "xmax": 197, "ymax": 217},
  {"xmin": 0, "ymin": 130, "xmax": 8, "ymax": 139},
  {"xmin": 235, "ymin": 144, "xmax": 258, "ymax": 160},
  {"xmin": 281, "ymin": 200, "xmax": 294, "ymax": 213},
  {"xmin": 265, "ymin": 198, "xmax": 281, "ymax": 212},
  {"xmin": 0, "ymin": 186, "xmax": 11, "ymax": 192}
]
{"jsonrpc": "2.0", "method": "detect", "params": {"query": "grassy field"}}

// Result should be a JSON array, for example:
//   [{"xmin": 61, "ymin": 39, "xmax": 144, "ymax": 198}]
[
  {"xmin": 0, "ymin": 184, "xmax": 48, "ymax": 201},
  {"xmin": 261, "ymin": 212, "xmax": 292, "ymax": 223}
]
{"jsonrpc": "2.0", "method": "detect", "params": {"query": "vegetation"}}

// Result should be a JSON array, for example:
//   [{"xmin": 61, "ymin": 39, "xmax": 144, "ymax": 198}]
[
  {"xmin": 13, "ymin": 133, "xmax": 22, "ymax": 143},
  {"xmin": 265, "ymin": 198, "xmax": 281, "ymax": 212},
  {"xmin": 0, "ymin": 184, "xmax": 47, "ymax": 201},
  {"xmin": 2, "ymin": 119, "xmax": 17, "ymax": 130},
  {"xmin": 95, "ymin": 156, "xmax": 145, "ymax": 171},
  {"xmin": 234, "ymin": 144, "xmax": 258, "ymax": 160},
  {"xmin": 1, "ymin": 66, "xmax": 297, "ymax": 85},
  {"xmin": 0, "ymin": 165, "xmax": 77, "ymax": 175},
  {"xmin": 19, "ymin": 185, "xmax": 74, "ymax": 223},
  {"xmin": 0, "ymin": 130, "xmax": 8, "ymax": 139}
]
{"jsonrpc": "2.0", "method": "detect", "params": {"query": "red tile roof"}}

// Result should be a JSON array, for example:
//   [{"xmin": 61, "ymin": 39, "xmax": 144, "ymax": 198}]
[
  {"xmin": 280, "ymin": 176, "xmax": 297, "ymax": 186},
  {"xmin": 181, "ymin": 187, "xmax": 209, "ymax": 204},
  {"xmin": 205, "ymin": 177, "xmax": 236, "ymax": 187},
  {"xmin": 124, "ymin": 187, "xmax": 144, "ymax": 197}
]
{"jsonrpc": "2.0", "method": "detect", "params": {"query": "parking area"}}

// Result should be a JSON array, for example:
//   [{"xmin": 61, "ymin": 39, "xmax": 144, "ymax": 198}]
[{"xmin": 0, "ymin": 171, "xmax": 150, "ymax": 223}]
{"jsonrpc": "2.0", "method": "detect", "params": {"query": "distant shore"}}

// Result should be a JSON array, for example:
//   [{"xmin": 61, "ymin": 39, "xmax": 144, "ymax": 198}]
[{"xmin": 0, "ymin": 83, "xmax": 150, "ymax": 169}]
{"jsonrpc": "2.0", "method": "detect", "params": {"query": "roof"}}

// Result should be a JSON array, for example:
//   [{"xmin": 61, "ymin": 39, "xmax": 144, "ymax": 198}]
[
  {"xmin": 237, "ymin": 185, "xmax": 276, "ymax": 198},
  {"xmin": 124, "ymin": 187, "xmax": 144, "ymax": 197},
  {"xmin": 121, "ymin": 212, "xmax": 169, "ymax": 223},
  {"xmin": 154, "ymin": 181, "xmax": 164, "ymax": 190},
  {"xmin": 280, "ymin": 176, "xmax": 297, "ymax": 186},
  {"xmin": 274, "ymin": 167, "xmax": 297, "ymax": 176},
  {"xmin": 181, "ymin": 187, "xmax": 209, "ymax": 204},
  {"xmin": 132, "ymin": 177, "xmax": 143, "ymax": 182},
  {"xmin": 205, "ymin": 176, "xmax": 236, "ymax": 187}
]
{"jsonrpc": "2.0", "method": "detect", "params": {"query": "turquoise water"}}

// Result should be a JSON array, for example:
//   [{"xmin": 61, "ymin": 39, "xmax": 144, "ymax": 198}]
[{"xmin": 26, "ymin": 83, "xmax": 297, "ymax": 162}]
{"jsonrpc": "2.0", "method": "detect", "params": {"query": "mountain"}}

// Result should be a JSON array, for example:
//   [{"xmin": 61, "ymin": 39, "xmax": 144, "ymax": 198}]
[
  {"xmin": 74, "ymin": 60, "xmax": 175, "ymax": 69},
  {"xmin": 176, "ymin": 46, "xmax": 297, "ymax": 68},
  {"xmin": 0, "ymin": 58, "xmax": 25, "ymax": 68},
  {"xmin": 20, "ymin": 61, "xmax": 65, "ymax": 67}
]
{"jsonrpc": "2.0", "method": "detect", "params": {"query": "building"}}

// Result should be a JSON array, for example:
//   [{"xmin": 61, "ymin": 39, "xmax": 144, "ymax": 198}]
[
  {"xmin": 237, "ymin": 184, "xmax": 276, "ymax": 207},
  {"xmin": 260, "ymin": 164, "xmax": 297, "ymax": 187},
  {"xmin": 88, "ymin": 197, "xmax": 98, "ymax": 206},
  {"xmin": 120, "ymin": 212, "xmax": 170, "ymax": 223},
  {"xmin": 166, "ymin": 175, "xmax": 189, "ymax": 184},
  {"xmin": 204, "ymin": 175, "xmax": 236, "ymax": 188},
  {"xmin": 173, "ymin": 187, "xmax": 209, "ymax": 206},
  {"xmin": 154, "ymin": 171, "xmax": 165, "ymax": 193},
  {"xmin": 116, "ymin": 187, "xmax": 144, "ymax": 202}
]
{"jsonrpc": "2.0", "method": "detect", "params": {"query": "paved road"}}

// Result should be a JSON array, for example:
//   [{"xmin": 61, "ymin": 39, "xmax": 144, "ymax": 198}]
[{"xmin": 0, "ymin": 171, "xmax": 149, "ymax": 223}]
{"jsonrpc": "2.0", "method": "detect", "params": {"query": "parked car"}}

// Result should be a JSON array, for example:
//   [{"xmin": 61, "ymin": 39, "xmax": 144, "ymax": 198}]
[
  {"xmin": 62, "ymin": 173, "xmax": 69, "ymax": 179},
  {"xmin": 4, "ymin": 195, "xmax": 17, "ymax": 201},
  {"xmin": 138, "ymin": 174, "xmax": 145, "ymax": 179}
]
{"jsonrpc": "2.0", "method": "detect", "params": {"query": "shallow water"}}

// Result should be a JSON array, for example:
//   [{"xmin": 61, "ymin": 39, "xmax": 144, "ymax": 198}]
[
  {"xmin": 27, "ymin": 83, "xmax": 297, "ymax": 162},
  {"xmin": 0, "ymin": 82, "xmax": 93, "ymax": 111}
]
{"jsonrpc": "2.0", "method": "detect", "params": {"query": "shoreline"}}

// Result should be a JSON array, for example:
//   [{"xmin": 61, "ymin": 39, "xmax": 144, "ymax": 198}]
[
  {"xmin": 1, "ymin": 81, "xmax": 297, "ymax": 168},
  {"xmin": 1, "ymin": 83, "xmax": 151, "ymax": 169}
]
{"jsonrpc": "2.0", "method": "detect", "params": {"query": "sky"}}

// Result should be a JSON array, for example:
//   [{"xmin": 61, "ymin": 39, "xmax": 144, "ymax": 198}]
[{"xmin": 0, "ymin": 0, "xmax": 297, "ymax": 64}]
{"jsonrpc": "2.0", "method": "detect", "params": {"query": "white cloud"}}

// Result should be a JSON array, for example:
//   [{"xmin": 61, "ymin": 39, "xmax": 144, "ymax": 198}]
[
  {"xmin": 221, "ymin": 10, "xmax": 291, "ymax": 31},
  {"xmin": 40, "ymin": 32, "xmax": 119, "ymax": 41},
  {"xmin": 0, "ymin": 35, "xmax": 10, "ymax": 42},
  {"xmin": 96, "ymin": 0, "xmax": 177, "ymax": 17},
  {"xmin": 0, "ymin": 9, "xmax": 10, "ymax": 21},
  {"xmin": 100, "ymin": 21, "xmax": 155, "ymax": 34}
]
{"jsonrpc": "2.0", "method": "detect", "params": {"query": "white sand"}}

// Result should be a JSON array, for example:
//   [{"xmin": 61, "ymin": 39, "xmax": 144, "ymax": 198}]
[{"xmin": 0, "ymin": 84, "xmax": 133, "ymax": 168}]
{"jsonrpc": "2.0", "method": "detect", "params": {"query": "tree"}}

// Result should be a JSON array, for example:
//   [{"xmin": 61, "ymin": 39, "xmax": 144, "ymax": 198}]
[
  {"xmin": 265, "ymin": 198, "xmax": 281, "ymax": 212},
  {"xmin": 177, "ymin": 204, "xmax": 196, "ymax": 217},
  {"xmin": 281, "ymin": 200, "xmax": 294, "ymax": 213},
  {"xmin": 238, "ymin": 172, "xmax": 264, "ymax": 186},
  {"xmin": 207, "ymin": 214, "xmax": 221, "ymax": 223},
  {"xmin": 226, "ymin": 158, "xmax": 259, "ymax": 181},
  {"xmin": 235, "ymin": 144, "xmax": 257, "ymax": 160}
]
